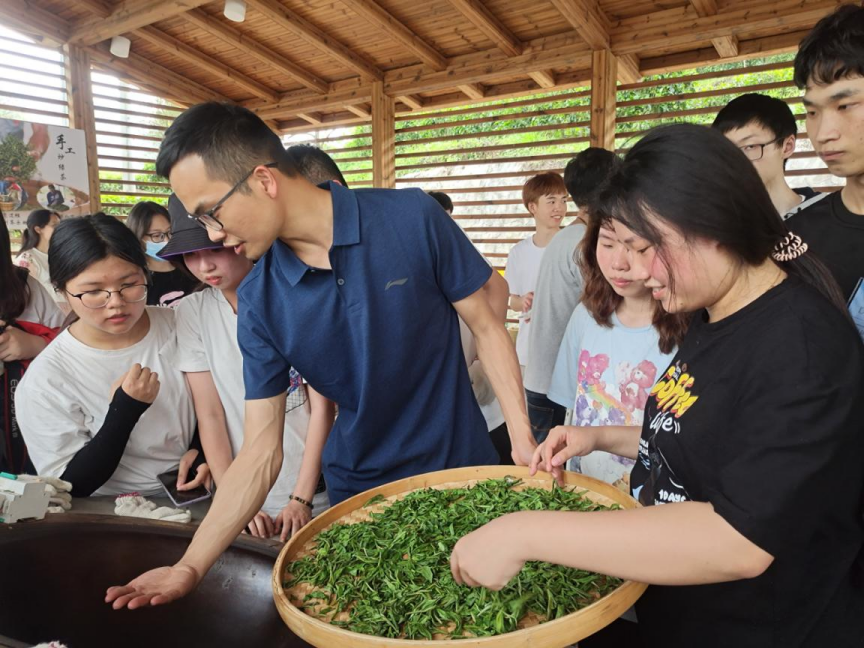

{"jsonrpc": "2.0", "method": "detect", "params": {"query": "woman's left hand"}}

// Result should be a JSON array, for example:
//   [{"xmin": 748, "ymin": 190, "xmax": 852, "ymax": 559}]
[
  {"xmin": 176, "ymin": 449, "xmax": 211, "ymax": 491},
  {"xmin": 274, "ymin": 499, "xmax": 313, "ymax": 542},
  {"xmin": 450, "ymin": 515, "xmax": 527, "ymax": 591},
  {"xmin": 0, "ymin": 323, "xmax": 46, "ymax": 362}
]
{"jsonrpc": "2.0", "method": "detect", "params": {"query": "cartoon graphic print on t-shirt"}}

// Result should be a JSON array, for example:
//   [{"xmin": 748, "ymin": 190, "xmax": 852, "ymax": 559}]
[
  {"xmin": 635, "ymin": 360, "xmax": 701, "ymax": 505},
  {"xmin": 574, "ymin": 350, "xmax": 660, "ymax": 428}
]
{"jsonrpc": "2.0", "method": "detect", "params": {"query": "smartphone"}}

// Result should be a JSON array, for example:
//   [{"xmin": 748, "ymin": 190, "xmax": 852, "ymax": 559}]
[{"xmin": 157, "ymin": 469, "xmax": 211, "ymax": 507}]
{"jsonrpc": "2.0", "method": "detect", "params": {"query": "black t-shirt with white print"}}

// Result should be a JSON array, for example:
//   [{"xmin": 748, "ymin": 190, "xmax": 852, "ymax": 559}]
[
  {"xmin": 786, "ymin": 190, "xmax": 864, "ymax": 301},
  {"xmin": 631, "ymin": 276, "xmax": 864, "ymax": 648}
]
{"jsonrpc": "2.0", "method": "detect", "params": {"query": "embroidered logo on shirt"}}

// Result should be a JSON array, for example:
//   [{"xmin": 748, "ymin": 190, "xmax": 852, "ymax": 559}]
[{"xmin": 385, "ymin": 277, "xmax": 408, "ymax": 291}]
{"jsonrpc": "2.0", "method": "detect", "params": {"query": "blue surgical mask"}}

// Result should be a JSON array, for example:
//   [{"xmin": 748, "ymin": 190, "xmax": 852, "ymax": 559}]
[{"xmin": 145, "ymin": 240, "xmax": 167, "ymax": 259}]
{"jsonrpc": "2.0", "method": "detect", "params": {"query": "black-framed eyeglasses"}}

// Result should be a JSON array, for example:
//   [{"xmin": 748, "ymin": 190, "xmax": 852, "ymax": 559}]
[
  {"xmin": 144, "ymin": 230, "xmax": 171, "ymax": 243},
  {"xmin": 188, "ymin": 162, "xmax": 279, "ymax": 232},
  {"xmin": 66, "ymin": 284, "xmax": 149, "ymax": 309},
  {"xmin": 738, "ymin": 137, "xmax": 781, "ymax": 162}
]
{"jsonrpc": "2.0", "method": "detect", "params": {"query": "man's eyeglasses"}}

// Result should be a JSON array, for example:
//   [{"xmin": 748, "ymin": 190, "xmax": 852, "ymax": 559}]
[
  {"xmin": 738, "ymin": 137, "xmax": 781, "ymax": 161},
  {"xmin": 66, "ymin": 284, "xmax": 148, "ymax": 309},
  {"xmin": 144, "ymin": 231, "xmax": 171, "ymax": 243},
  {"xmin": 188, "ymin": 162, "xmax": 279, "ymax": 232}
]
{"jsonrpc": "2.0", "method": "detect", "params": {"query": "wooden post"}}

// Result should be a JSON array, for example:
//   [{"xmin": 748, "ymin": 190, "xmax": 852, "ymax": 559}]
[
  {"xmin": 371, "ymin": 81, "xmax": 395, "ymax": 189},
  {"xmin": 590, "ymin": 49, "xmax": 617, "ymax": 151},
  {"xmin": 63, "ymin": 44, "xmax": 101, "ymax": 212}
]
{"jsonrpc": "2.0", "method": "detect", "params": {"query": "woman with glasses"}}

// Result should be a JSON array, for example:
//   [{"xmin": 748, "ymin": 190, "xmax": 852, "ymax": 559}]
[
  {"xmin": 15, "ymin": 214, "xmax": 207, "ymax": 498},
  {"xmin": 126, "ymin": 201, "xmax": 200, "ymax": 308},
  {"xmin": 450, "ymin": 125, "xmax": 864, "ymax": 647}
]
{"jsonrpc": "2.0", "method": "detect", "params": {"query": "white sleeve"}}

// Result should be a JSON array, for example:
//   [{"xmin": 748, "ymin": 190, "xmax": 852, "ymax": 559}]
[
  {"xmin": 506, "ymin": 245, "xmax": 523, "ymax": 296},
  {"xmin": 20, "ymin": 276, "xmax": 65, "ymax": 329},
  {"xmin": 15, "ymin": 369, "xmax": 92, "ymax": 479},
  {"xmin": 161, "ymin": 297, "xmax": 209, "ymax": 373}
]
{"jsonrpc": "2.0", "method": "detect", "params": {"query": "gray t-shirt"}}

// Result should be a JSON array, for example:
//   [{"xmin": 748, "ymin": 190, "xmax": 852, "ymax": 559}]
[{"xmin": 523, "ymin": 222, "xmax": 586, "ymax": 394}]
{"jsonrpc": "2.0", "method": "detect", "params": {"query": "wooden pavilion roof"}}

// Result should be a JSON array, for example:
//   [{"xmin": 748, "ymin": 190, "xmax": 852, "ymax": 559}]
[{"xmin": 7, "ymin": 0, "xmax": 848, "ymax": 132}]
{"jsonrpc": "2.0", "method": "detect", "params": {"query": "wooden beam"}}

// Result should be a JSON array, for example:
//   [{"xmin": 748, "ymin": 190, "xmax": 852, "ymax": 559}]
[
  {"xmin": 339, "ymin": 0, "xmax": 447, "ymax": 71},
  {"xmin": 69, "ymin": 0, "xmax": 212, "ymax": 46},
  {"xmin": 246, "ymin": 0, "xmax": 383, "ymax": 81},
  {"xmin": 251, "ymin": 88, "xmax": 375, "ymax": 120},
  {"xmin": 688, "ymin": 0, "xmax": 718, "ymax": 17},
  {"xmin": 75, "ymin": 0, "xmax": 112, "ymax": 18},
  {"xmin": 529, "ymin": 70, "xmax": 556, "ymax": 88},
  {"xmin": 345, "ymin": 103, "xmax": 372, "ymax": 118},
  {"xmin": 5, "ymin": 0, "xmax": 70, "ymax": 45},
  {"xmin": 88, "ymin": 44, "xmax": 227, "ymax": 105},
  {"xmin": 371, "ymin": 81, "xmax": 395, "ymax": 188},
  {"xmin": 446, "ymin": 0, "xmax": 523, "ymax": 57},
  {"xmin": 610, "ymin": 0, "xmax": 843, "ymax": 56},
  {"xmin": 182, "ymin": 9, "xmax": 329, "ymax": 94},
  {"xmin": 712, "ymin": 35, "xmax": 739, "ymax": 58},
  {"xmin": 63, "ymin": 44, "xmax": 101, "ymax": 212},
  {"xmin": 548, "ymin": 0, "xmax": 610, "ymax": 50},
  {"xmin": 134, "ymin": 26, "xmax": 280, "ymax": 102},
  {"xmin": 617, "ymin": 53, "xmax": 642, "ymax": 84},
  {"xmin": 297, "ymin": 112, "xmax": 323, "ymax": 125},
  {"xmin": 459, "ymin": 83, "xmax": 486, "ymax": 100},
  {"xmin": 589, "ymin": 49, "xmax": 616, "ymax": 151},
  {"xmin": 397, "ymin": 95, "xmax": 425, "ymax": 110}
]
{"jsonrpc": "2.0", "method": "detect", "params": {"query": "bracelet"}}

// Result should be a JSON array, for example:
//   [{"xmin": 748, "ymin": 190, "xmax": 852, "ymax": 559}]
[{"xmin": 291, "ymin": 494, "xmax": 313, "ymax": 509}]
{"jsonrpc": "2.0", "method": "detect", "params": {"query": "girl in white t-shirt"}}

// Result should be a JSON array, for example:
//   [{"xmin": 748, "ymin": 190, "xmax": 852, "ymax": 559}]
[
  {"xmin": 546, "ymin": 209, "xmax": 690, "ymax": 491},
  {"xmin": 157, "ymin": 201, "xmax": 333, "ymax": 541},
  {"xmin": 15, "ymin": 214, "xmax": 204, "ymax": 497},
  {"xmin": 0, "ymin": 211, "xmax": 65, "ymax": 474},
  {"xmin": 14, "ymin": 208, "xmax": 68, "ymax": 311}
]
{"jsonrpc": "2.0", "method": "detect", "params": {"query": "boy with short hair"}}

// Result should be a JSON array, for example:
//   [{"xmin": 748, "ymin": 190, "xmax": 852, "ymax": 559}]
[
  {"xmin": 787, "ymin": 4, "xmax": 864, "ymax": 331},
  {"xmin": 506, "ymin": 172, "xmax": 568, "ymax": 368},
  {"xmin": 712, "ymin": 93, "xmax": 820, "ymax": 218}
]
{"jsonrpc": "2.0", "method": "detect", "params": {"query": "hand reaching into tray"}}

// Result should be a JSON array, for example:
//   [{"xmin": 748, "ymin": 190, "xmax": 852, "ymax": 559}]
[{"xmin": 105, "ymin": 563, "xmax": 200, "ymax": 609}]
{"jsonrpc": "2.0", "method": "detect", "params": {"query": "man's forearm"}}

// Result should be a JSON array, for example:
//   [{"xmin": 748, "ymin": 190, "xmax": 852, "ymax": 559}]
[{"xmin": 178, "ymin": 399, "xmax": 285, "ymax": 578}]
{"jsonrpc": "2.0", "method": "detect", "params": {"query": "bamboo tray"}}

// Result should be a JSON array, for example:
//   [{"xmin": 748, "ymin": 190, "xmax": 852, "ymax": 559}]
[{"xmin": 273, "ymin": 466, "xmax": 647, "ymax": 648}]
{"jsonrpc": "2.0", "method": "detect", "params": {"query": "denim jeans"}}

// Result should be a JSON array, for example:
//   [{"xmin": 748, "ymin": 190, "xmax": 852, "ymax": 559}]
[{"xmin": 525, "ymin": 389, "xmax": 567, "ymax": 445}]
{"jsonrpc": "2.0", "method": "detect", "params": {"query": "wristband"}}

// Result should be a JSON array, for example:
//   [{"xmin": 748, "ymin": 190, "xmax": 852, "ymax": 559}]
[{"xmin": 291, "ymin": 494, "xmax": 313, "ymax": 509}]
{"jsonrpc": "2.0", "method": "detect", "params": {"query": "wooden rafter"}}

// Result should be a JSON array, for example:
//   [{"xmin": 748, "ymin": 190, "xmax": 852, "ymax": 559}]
[
  {"xmin": 339, "ymin": 0, "xmax": 447, "ymax": 71},
  {"xmin": 134, "ymin": 26, "xmax": 280, "ymax": 102},
  {"xmin": 88, "ymin": 44, "xmax": 228, "ymax": 105},
  {"xmin": 689, "ymin": 0, "xmax": 718, "ymax": 17},
  {"xmin": 298, "ymin": 112, "xmax": 323, "ymax": 125},
  {"xmin": 245, "ymin": 0, "xmax": 383, "ymax": 81},
  {"xmin": 446, "ymin": 0, "xmax": 523, "ymax": 57},
  {"xmin": 529, "ymin": 71, "xmax": 556, "ymax": 88},
  {"xmin": 712, "ymin": 35, "xmax": 739, "ymax": 58},
  {"xmin": 459, "ymin": 83, "xmax": 486, "ymax": 100},
  {"xmin": 345, "ymin": 103, "xmax": 372, "ymax": 118},
  {"xmin": 397, "ymin": 95, "xmax": 425, "ymax": 111},
  {"xmin": 610, "ymin": 0, "xmax": 842, "ymax": 56},
  {"xmin": 6, "ymin": 0, "xmax": 70, "ymax": 45},
  {"xmin": 617, "ymin": 54, "xmax": 642, "ymax": 84},
  {"xmin": 69, "ymin": 0, "xmax": 213, "ymax": 46},
  {"xmin": 182, "ymin": 9, "xmax": 329, "ymax": 94},
  {"xmin": 548, "ymin": 0, "xmax": 610, "ymax": 50},
  {"xmin": 251, "ymin": 88, "xmax": 376, "ymax": 120},
  {"xmin": 75, "ymin": 0, "xmax": 112, "ymax": 18}
]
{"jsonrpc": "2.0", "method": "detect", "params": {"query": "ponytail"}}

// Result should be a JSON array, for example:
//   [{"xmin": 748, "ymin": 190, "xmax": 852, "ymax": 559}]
[{"xmin": 19, "ymin": 209, "xmax": 56, "ymax": 254}]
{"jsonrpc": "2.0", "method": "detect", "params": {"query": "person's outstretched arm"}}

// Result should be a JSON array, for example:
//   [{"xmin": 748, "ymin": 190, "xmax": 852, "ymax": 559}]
[
  {"xmin": 105, "ymin": 392, "xmax": 287, "ymax": 610},
  {"xmin": 454, "ymin": 287, "xmax": 535, "ymax": 465}
]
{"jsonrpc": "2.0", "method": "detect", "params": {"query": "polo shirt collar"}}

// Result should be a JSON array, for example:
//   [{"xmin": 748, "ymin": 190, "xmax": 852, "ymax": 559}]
[{"xmin": 273, "ymin": 181, "xmax": 360, "ymax": 287}]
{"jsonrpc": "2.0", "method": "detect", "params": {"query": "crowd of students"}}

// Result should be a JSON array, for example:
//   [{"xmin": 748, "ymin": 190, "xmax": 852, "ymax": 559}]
[{"xmin": 0, "ymin": 5, "xmax": 861, "ymax": 646}]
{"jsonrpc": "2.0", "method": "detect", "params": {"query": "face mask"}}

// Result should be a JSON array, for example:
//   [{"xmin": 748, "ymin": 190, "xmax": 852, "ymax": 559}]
[{"xmin": 145, "ymin": 240, "xmax": 167, "ymax": 259}]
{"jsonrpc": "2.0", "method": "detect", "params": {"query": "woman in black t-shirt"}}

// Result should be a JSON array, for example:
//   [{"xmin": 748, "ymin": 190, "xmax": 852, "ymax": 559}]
[
  {"xmin": 450, "ymin": 125, "xmax": 864, "ymax": 648},
  {"xmin": 126, "ymin": 201, "xmax": 200, "ymax": 307}
]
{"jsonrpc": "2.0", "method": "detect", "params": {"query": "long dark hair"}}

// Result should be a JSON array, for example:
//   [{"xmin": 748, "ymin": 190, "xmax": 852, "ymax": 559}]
[
  {"xmin": 0, "ymin": 210, "xmax": 31, "ymax": 321},
  {"xmin": 579, "ymin": 211, "xmax": 690, "ymax": 354},
  {"xmin": 126, "ymin": 201, "xmax": 170, "ymax": 242},
  {"xmin": 595, "ymin": 124, "xmax": 847, "ymax": 312},
  {"xmin": 19, "ymin": 209, "xmax": 58, "ymax": 253},
  {"xmin": 49, "ymin": 213, "xmax": 149, "ymax": 292}
]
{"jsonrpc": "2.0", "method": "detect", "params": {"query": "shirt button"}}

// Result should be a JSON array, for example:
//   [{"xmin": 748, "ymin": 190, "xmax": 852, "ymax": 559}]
[{"xmin": 337, "ymin": 278, "xmax": 345, "ymax": 286}]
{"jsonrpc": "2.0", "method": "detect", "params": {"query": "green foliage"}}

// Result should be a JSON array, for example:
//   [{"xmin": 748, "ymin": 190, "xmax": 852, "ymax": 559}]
[{"xmin": 0, "ymin": 134, "xmax": 38, "ymax": 182}]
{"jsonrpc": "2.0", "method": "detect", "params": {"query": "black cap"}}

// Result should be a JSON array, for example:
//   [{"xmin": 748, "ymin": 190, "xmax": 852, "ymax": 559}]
[{"xmin": 157, "ymin": 194, "xmax": 224, "ymax": 258}]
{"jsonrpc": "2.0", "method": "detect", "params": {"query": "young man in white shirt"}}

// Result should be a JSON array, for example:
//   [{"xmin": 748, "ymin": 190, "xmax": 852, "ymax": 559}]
[{"xmin": 506, "ymin": 172, "xmax": 568, "ymax": 368}]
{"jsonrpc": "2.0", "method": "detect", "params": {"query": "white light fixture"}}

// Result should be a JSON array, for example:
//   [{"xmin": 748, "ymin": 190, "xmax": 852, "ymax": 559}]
[
  {"xmin": 224, "ymin": 0, "xmax": 247, "ymax": 22},
  {"xmin": 109, "ymin": 35, "xmax": 131, "ymax": 58}
]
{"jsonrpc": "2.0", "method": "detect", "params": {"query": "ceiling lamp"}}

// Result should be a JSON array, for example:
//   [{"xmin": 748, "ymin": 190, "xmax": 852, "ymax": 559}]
[
  {"xmin": 109, "ymin": 35, "xmax": 131, "ymax": 58},
  {"xmin": 224, "ymin": 0, "xmax": 247, "ymax": 22}
]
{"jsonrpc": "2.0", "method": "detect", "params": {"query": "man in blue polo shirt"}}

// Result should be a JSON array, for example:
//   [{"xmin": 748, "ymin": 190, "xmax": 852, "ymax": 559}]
[{"xmin": 107, "ymin": 102, "xmax": 534, "ymax": 609}]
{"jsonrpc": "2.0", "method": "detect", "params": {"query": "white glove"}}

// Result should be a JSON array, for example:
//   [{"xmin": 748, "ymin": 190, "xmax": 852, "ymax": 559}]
[
  {"xmin": 20, "ymin": 475, "xmax": 72, "ymax": 493},
  {"xmin": 114, "ymin": 494, "xmax": 192, "ymax": 524}
]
